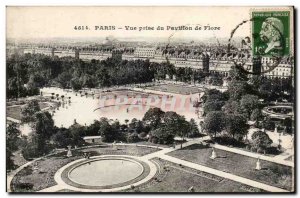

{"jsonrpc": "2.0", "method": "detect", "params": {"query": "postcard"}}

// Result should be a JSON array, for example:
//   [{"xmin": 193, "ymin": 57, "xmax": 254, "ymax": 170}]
[{"xmin": 6, "ymin": 6, "xmax": 295, "ymax": 193}]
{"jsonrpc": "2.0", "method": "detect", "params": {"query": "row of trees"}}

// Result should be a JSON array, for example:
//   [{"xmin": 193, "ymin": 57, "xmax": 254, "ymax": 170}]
[
  {"xmin": 142, "ymin": 108, "xmax": 199, "ymax": 144},
  {"xmin": 7, "ymin": 53, "xmax": 212, "ymax": 99}
]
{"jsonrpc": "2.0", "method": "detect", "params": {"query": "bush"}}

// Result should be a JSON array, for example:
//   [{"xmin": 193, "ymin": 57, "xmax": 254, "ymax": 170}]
[
  {"xmin": 22, "ymin": 141, "xmax": 51, "ymax": 160},
  {"xmin": 138, "ymin": 132, "xmax": 148, "ymax": 139},
  {"xmin": 126, "ymin": 132, "xmax": 140, "ymax": 143},
  {"xmin": 14, "ymin": 183, "xmax": 34, "ymax": 192},
  {"xmin": 263, "ymin": 118, "xmax": 276, "ymax": 130},
  {"xmin": 213, "ymin": 136, "xmax": 246, "ymax": 148},
  {"xmin": 251, "ymin": 130, "xmax": 273, "ymax": 152},
  {"xmin": 150, "ymin": 136, "xmax": 158, "ymax": 144},
  {"xmin": 257, "ymin": 148, "xmax": 264, "ymax": 154}
]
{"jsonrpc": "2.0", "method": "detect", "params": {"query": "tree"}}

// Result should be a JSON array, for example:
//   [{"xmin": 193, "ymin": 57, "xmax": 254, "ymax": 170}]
[
  {"xmin": 82, "ymin": 74, "xmax": 96, "ymax": 88},
  {"xmin": 22, "ymin": 133, "xmax": 48, "ymax": 159},
  {"xmin": 7, "ymin": 123, "xmax": 21, "ymax": 152},
  {"xmin": 223, "ymin": 100, "xmax": 241, "ymax": 115},
  {"xmin": 225, "ymin": 114, "xmax": 249, "ymax": 140},
  {"xmin": 150, "ymin": 125, "xmax": 175, "ymax": 144},
  {"xmin": 199, "ymin": 121, "xmax": 204, "ymax": 133},
  {"xmin": 7, "ymin": 149, "xmax": 15, "ymax": 171},
  {"xmin": 142, "ymin": 108, "xmax": 165, "ymax": 130},
  {"xmin": 51, "ymin": 127, "xmax": 73, "ymax": 148},
  {"xmin": 126, "ymin": 132, "xmax": 140, "ymax": 143},
  {"xmin": 251, "ymin": 130, "xmax": 273, "ymax": 152},
  {"xmin": 68, "ymin": 123, "xmax": 85, "ymax": 146},
  {"xmin": 32, "ymin": 111, "xmax": 55, "ymax": 139},
  {"xmin": 188, "ymin": 118, "xmax": 199, "ymax": 137},
  {"xmin": 27, "ymin": 73, "xmax": 45, "ymax": 88},
  {"xmin": 262, "ymin": 117, "xmax": 276, "ymax": 130},
  {"xmin": 70, "ymin": 77, "xmax": 82, "ymax": 91},
  {"xmin": 228, "ymin": 80, "xmax": 250, "ymax": 100},
  {"xmin": 6, "ymin": 123, "xmax": 21, "ymax": 170},
  {"xmin": 240, "ymin": 94, "xmax": 259, "ymax": 119},
  {"xmin": 202, "ymin": 89, "xmax": 225, "ymax": 103},
  {"xmin": 22, "ymin": 111, "xmax": 56, "ymax": 159},
  {"xmin": 21, "ymin": 99, "xmax": 41, "ymax": 123},
  {"xmin": 85, "ymin": 120, "xmax": 101, "ymax": 136},
  {"xmin": 96, "ymin": 68, "xmax": 111, "ymax": 87},
  {"xmin": 228, "ymin": 65, "xmax": 248, "ymax": 81},
  {"xmin": 56, "ymin": 72, "xmax": 72, "ymax": 89},
  {"xmin": 98, "ymin": 118, "xmax": 118, "ymax": 142},
  {"xmin": 250, "ymin": 108, "xmax": 263, "ymax": 122},
  {"xmin": 282, "ymin": 117, "xmax": 293, "ymax": 134},
  {"xmin": 162, "ymin": 111, "xmax": 189, "ymax": 143},
  {"xmin": 203, "ymin": 100, "xmax": 224, "ymax": 115},
  {"xmin": 208, "ymin": 75, "xmax": 223, "ymax": 86},
  {"xmin": 129, "ymin": 118, "xmax": 144, "ymax": 133},
  {"xmin": 203, "ymin": 111, "xmax": 225, "ymax": 137}
]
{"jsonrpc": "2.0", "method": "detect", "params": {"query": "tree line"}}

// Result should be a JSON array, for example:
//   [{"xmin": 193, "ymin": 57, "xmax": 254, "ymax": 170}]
[{"xmin": 7, "ymin": 53, "xmax": 213, "ymax": 100}]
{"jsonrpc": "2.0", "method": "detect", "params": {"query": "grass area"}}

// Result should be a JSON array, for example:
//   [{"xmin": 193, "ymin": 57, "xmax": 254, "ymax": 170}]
[
  {"xmin": 136, "ymin": 141, "xmax": 170, "ymax": 148},
  {"xmin": 6, "ymin": 106, "xmax": 22, "ymax": 120},
  {"xmin": 167, "ymin": 144, "xmax": 293, "ymax": 191},
  {"xmin": 11, "ymin": 154, "xmax": 81, "ymax": 192},
  {"xmin": 126, "ymin": 158, "xmax": 264, "ymax": 192},
  {"xmin": 6, "ymin": 102, "xmax": 50, "ymax": 121},
  {"xmin": 39, "ymin": 102, "xmax": 50, "ymax": 110},
  {"xmin": 56, "ymin": 189, "xmax": 78, "ymax": 192},
  {"xmin": 96, "ymin": 90, "xmax": 161, "ymax": 99},
  {"xmin": 11, "ymin": 150, "xmax": 28, "ymax": 168},
  {"xmin": 146, "ymin": 84, "xmax": 202, "ymax": 95},
  {"xmin": 11, "ymin": 145, "xmax": 160, "ymax": 192},
  {"xmin": 79, "ymin": 144, "xmax": 160, "ymax": 157}
]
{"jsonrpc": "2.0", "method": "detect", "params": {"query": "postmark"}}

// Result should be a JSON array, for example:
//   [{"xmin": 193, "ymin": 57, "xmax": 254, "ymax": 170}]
[{"xmin": 227, "ymin": 8, "xmax": 293, "ymax": 75}]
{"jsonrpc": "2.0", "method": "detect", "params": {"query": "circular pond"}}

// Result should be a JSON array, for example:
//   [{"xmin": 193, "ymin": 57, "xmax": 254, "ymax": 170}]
[{"xmin": 68, "ymin": 158, "xmax": 144, "ymax": 187}]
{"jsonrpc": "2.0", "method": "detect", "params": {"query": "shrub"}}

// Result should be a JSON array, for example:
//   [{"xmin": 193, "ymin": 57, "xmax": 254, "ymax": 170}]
[
  {"xmin": 14, "ymin": 183, "xmax": 34, "ymax": 192},
  {"xmin": 126, "ymin": 132, "xmax": 140, "ymax": 143},
  {"xmin": 138, "ymin": 132, "xmax": 148, "ymax": 139}
]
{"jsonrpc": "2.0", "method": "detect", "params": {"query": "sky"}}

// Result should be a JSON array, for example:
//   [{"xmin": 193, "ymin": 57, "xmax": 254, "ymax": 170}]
[{"xmin": 6, "ymin": 6, "xmax": 292, "ymax": 42}]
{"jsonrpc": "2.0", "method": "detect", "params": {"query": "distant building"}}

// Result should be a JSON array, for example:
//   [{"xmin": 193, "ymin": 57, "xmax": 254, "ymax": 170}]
[
  {"xmin": 134, "ymin": 47, "xmax": 156, "ymax": 58},
  {"xmin": 17, "ymin": 43, "xmax": 294, "ymax": 79}
]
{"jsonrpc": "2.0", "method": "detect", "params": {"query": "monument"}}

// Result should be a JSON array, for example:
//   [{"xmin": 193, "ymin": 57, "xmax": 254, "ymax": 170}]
[
  {"xmin": 255, "ymin": 158, "xmax": 261, "ymax": 170},
  {"xmin": 210, "ymin": 148, "xmax": 217, "ymax": 159},
  {"xmin": 67, "ymin": 145, "xmax": 72, "ymax": 157}
]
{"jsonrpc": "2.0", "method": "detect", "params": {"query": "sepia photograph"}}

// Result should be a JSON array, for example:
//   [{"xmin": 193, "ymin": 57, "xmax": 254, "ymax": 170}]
[{"xmin": 5, "ymin": 6, "xmax": 295, "ymax": 193}]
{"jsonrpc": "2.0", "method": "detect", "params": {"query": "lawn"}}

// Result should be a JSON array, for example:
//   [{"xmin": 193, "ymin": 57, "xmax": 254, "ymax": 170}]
[
  {"xmin": 6, "ymin": 106, "xmax": 22, "ymax": 120},
  {"xmin": 96, "ymin": 90, "xmax": 161, "ymax": 99},
  {"xmin": 7, "ymin": 102, "xmax": 50, "ymax": 121},
  {"xmin": 146, "ymin": 84, "xmax": 202, "ymax": 95},
  {"xmin": 126, "ymin": 158, "xmax": 264, "ymax": 192},
  {"xmin": 167, "ymin": 144, "xmax": 293, "ymax": 191},
  {"xmin": 11, "ymin": 145, "xmax": 160, "ymax": 192}
]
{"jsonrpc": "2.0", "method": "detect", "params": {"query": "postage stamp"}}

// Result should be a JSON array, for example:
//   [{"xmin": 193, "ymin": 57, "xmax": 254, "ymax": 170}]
[{"xmin": 251, "ymin": 10, "xmax": 291, "ymax": 57}]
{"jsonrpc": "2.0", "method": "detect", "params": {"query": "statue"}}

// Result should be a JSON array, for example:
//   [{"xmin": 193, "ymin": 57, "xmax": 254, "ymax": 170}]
[
  {"xmin": 255, "ymin": 158, "xmax": 261, "ymax": 170},
  {"xmin": 188, "ymin": 186, "xmax": 195, "ymax": 192},
  {"xmin": 210, "ymin": 148, "xmax": 217, "ymax": 159},
  {"xmin": 67, "ymin": 145, "xmax": 72, "ymax": 157},
  {"xmin": 112, "ymin": 141, "xmax": 117, "ymax": 150}
]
